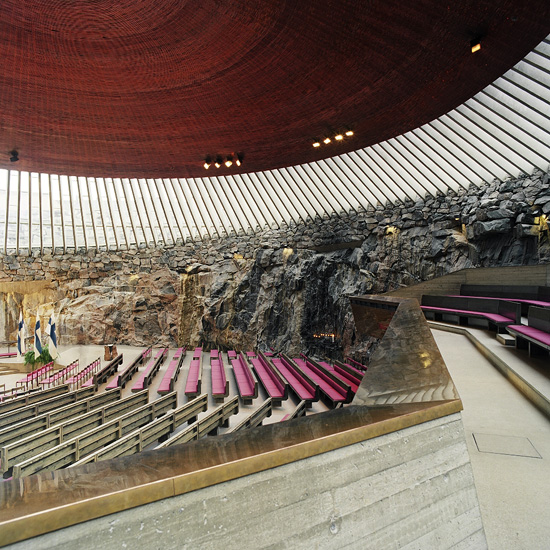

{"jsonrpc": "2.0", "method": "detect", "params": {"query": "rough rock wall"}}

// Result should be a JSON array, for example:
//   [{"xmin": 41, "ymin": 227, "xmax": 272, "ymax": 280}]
[{"xmin": 1, "ymin": 170, "xmax": 549, "ymax": 354}]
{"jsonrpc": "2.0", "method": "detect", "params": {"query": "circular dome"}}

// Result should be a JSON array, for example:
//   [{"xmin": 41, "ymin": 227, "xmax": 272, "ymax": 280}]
[{"xmin": 1, "ymin": 0, "xmax": 549, "ymax": 177}]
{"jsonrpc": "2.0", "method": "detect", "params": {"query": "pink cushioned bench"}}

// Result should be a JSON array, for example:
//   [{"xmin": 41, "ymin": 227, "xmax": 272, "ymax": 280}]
[
  {"xmin": 421, "ymin": 295, "xmax": 521, "ymax": 333},
  {"xmin": 158, "ymin": 347, "xmax": 186, "ymax": 395},
  {"xmin": 273, "ymin": 356, "xmax": 318, "ymax": 405},
  {"xmin": 249, "ymin": 353, "xmax": 287, "ymax": 407},
  {"xmin": 0, "ymin": 352, "xmax": 17, "ymax": 358},
  {"xmin": 344, "ymin": 357, "xmax": 368, "ymax": 373},
  {"xmin": 211, "ymin": 352, "xmax": 229, "ymax": 403},
  {"xmin": 319, "ymin": 361, "xmax": 361, "ymax": 393},
  {"xmin": 294, "ymin": 357, "xmax": 352, "ymax": 406},
  {"xmin": 506, "ymin": 306, "xmax": 550, "ymax": 357},
  {"xmin": 227, "ymin": 350, "xmax": 237, "ymax": 361},
  {"xmin": 66, "ymin": 358, "xmax": 101, "ymax": 389},
  {"xmin": 131, "ymin": 348, "xmax": 168, "ymax": 392},
  {"xmin": 185, "ymin": 357, "xmax": 203, "ymax": 398},
  {"xmin": 106, "ymin": 347, "xmax": 152, "ymax": 390},
  {"xmin": 230, "ymin": 353, "xmax": 258, "ymax": 404},
  {"xmin": 16, "ymin": 362, "xmax": 54, "ymax": 390}
]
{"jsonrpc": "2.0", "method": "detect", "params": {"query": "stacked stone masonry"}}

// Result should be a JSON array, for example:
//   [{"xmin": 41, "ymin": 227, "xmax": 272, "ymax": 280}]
[{"xmin": 1, "ymin": 170, "xmax": 549, "ymax": 355}]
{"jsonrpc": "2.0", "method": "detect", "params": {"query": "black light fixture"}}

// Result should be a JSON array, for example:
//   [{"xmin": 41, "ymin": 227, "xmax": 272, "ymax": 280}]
[
  {"xmin": 235, "ymin": 152, "xmax": 244, "ymax": 166},
  {"xmin": 203, "ymin": 155, "xmax": 212, "ymax": 170},
  {"xmin": 225, "ymin": 154, "xmax": 233, "ymax": 168},
  {"xmin": 214, "ymin": 156, "xmax": 222, "ymax": 168},
  {"xmin": 9, "ymin": 149, "xmax": 19, "ymax": 162},
  {"xmin": 470, "ymin": 38, "xmax": 481, "ymax": 53}
]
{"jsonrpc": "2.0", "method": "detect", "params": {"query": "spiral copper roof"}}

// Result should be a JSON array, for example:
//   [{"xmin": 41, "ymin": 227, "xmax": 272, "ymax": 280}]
[{"xmin": 1, "ymin": 0, "xmax": 549, "ymax": 178}]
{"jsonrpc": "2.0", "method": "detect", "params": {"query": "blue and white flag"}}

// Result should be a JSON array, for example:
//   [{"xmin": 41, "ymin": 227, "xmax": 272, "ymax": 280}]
[
  {"xmin": 46, "ymin": 316, "xmax": 59, "ymax": 359},
  {"xmin": 34, "ymin": 318, "xmax": 43, "ymax": 359},
  {"xmin": 17, "ymin": 311, "xmax": 25, "ymax": 357}
]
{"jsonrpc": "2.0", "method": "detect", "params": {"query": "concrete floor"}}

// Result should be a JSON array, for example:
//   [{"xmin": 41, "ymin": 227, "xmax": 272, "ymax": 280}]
[{"xmin": 431, "ymin": 327, "xmax": 550, "ymax": 550}]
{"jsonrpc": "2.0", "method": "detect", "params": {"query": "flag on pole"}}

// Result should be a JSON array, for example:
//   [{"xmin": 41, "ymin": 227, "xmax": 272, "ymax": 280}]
[
  {"xmin": 46, "ymin": 316, "xmax": 59, "ymax": 359},
  {"xmin": 17, "ymin": 311, "xmax": 25, "ymax": 357},
  {"xmin": 34, "ymin": 318, "xmax": 43, "ymax": 360}
]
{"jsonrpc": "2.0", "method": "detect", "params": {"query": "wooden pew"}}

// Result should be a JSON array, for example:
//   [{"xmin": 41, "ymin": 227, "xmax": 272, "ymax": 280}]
[
  {"xmin": 185, "ymin": 356, "xmax": 203, "ymax": 398},
  {"xmin": 344, "ymin": 357, "xmax": 368, "ymax": 373},
  {"xmin": 10, "ymin": 392, "xmax": 177, "ymax": 478},
  {"xmin": 273, "ymin": 355, "xmax": 319, "ymax": 406},
  {"xmin": 157, "ymin": 347, "xmax": 186, "ymax": 395},
  {"xmin": 507, "ymin": 306, "xmax": 550, "ymax": 357},
  {"xmin": 131, "ymin": 348, "xmax": 168, "ymax": 392},
  {"xmin": 65, "ymin": 357, "xmax": 101, "ymax": 389},
  {"xmin": 0, "ymin": 388, "xmax": 123, "ymax": 449},
  {"xmin": 71, "ymin": 394, "xmax": 209, "ymax": 466},
  {"xmin": 82, "ymin": 354, "xmax": 124, "ymax": 390},
  {"xmin": 106, "ymin": 347, "xmax": 152, "ymax": 390},
  {"xmin": 157, "ymin": 396, "xmax": 239, "ymax": 448},
  {"xmin": 230, "ymin": 352, "xmax": 258, "ymax": 404},
  {"xmin": 16, "ymin": 362, "xmax": 54, "ymax": 391},
  {"xmin": 421, "ymin": 295, "xmax": 521, "ymax": 333},
  {"xmin": 39, "ymin": 359, "xmax": 79, "ymax": 389},
  {"xmin": 229, "ymin": 398, "xmax": 272, "ymax": 432},
  {"xmin": 294, "ymin": 356, "xmax": 353, "ymax": 406},
  {"xmin": 0, "ymin": 386, "xmax": 95, "ymax": 427},
  {"xmin": 322, "ymin": 361, "xmax": 361, "ymax": 393},
  {"xmin": 210, "ymin": 350, "xmax": 229, "ymax": 403},
  {"xmin": 280, "ymin": 400, "xmax": 307, "ymax": 421},
  {"xmin": 0, "ymin": 385, "xmax": 71, "ymax": 416},
  {"xmin": 249, "ymin": 352, "xmax": 288, "ymax": 407}
]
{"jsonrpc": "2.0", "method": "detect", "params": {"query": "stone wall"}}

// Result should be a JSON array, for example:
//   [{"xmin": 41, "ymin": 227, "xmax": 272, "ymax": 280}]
[
  {"xmin": 1, "ymin": 170, "xmax": 549, "ymax": 354},
  {"xmin": 6, "ymin": 413, "xmax": 487, "ymax": 550}
]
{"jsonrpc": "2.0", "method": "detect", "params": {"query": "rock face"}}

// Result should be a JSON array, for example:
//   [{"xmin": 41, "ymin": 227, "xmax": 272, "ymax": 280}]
[{"xmin": 1, "ymin": 170, "xmax": 549, "ymax": 355}]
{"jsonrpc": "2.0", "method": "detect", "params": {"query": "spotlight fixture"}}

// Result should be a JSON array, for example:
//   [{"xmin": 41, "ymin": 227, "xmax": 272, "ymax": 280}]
[
  {"xmin": 214, "ymin": 156, "xmax": 222, "ymax": 168},
  {"xmin": 334, "ymin": 134, "xmax": 344, "ymax": 141},
  {"xmin": 323, "ymin": 137, "xmax": 331, "ymax": 144},
  {"xmin": 225, "ymin": 155, "xmax": 233, "ymax": 168},
  {"xmin": 235, "ymin": 152, "xmax": 244, "ymax": 166},
  {"xmin": 470, "ymin": 39, "xmax": 481, "ymax": 53},
  {"xmin": 9, "ymin": 149, "xmax": 18, "ymax": 162},
  {"xmin": 345, "ymin": 130, "xmax": 354, "ymax": 136},
  {"xmin": 203, "ymin": 155, "xmax": 212, "ymax": 170},
  {"xmin": 312, "ymin": 140, "xmax": 321, "ymax": 148}
]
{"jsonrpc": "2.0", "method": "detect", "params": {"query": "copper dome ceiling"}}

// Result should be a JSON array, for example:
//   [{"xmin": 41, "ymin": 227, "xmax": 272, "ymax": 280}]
[{"xmin": 1, "ymin": 0, "xmax": 549, "ymax": 178}]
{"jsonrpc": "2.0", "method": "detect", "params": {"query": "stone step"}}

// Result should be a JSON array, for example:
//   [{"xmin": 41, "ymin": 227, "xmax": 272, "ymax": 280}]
[{"xmin": 497, "ymin": 333, "xmax": 515, "ymax": 346}]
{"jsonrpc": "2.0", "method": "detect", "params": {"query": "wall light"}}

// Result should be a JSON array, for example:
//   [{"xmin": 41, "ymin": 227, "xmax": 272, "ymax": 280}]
[
  {"xmin": 470, "ymin": 39, "xmax": 481, "ymax": 53},
  {"xmin": 323, "ymin": 137, "xmax": 331, "ymax": 144},
  {"xmin": 334, "ymin": 134, "xmax": 344, "ymax": 141},
  {"xmin": 225, "ymin": 155, "xmax": 233, "ymax": 168},
  {"xmin": 214, "ymin": 156, "xmax": 222, "ymax": 168},
  {"xmin": 235, "ymin": 152, "xmax": 243, "ymax": 166},
  {"xmin": 312, "ymin": 141, "xmax": 321, "ymax": 148},
  {"xmin": 345, "ymin": 130, "xmax": 354, "ymax": 136},
  {"xmin": 203, "ymin": 156, "xmax": 212, "ymax": 170},
  {"xmin": 9, "ymin": 150, "xmax": 19, "ymax": 162}
]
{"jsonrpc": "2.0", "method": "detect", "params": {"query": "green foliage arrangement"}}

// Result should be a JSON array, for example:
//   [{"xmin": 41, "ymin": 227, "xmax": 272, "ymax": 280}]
[{"xmin": 24, "ymin": 345, "xmax": 53, "ymax": 367}]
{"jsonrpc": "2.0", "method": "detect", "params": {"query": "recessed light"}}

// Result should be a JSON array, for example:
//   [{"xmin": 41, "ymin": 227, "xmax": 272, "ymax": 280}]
[
  {"xmin": 323, "ymin": 137, "xmax": 331, "ymax": 144},
  {"xmin": 335, "ymin": 134, "xmax": 344, "ymax": 141}
]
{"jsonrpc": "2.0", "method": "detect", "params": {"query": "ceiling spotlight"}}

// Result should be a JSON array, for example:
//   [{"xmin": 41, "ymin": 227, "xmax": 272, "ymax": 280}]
[
  {"xmin": 335, "ymin": 134, "xmax": 344, "ymax": 141},
  {"xmin": 203, "ymin": 155, "xmax": 212, "ymax": 169},
  {"xmin": 312, "ymin": 141, "xmax": 321, "ymax": 148},
  {"xmin": 235, "ymin": 152, "xmax": 244, "ymax": 166},
  {"xmin": 214, "ymin": 156, "xmax": 222, "ymax": 168},
  {"xmin": 323, "ymin": 137, "xmax": 331, "ymax": 144},
  {"xmin": 9, "ymin": 149, "xmax": 19, "ymax": 162},
  {"xmin": 345, "ymin": 130, "xmax": 354, "ymax": 136},
  {"xmin": 470, "ymin": 39, "xmax": 481, "ymax": 53},
  {"xmin": 225, "ymin": 155, "xmax": 233, "ymax": 168}
]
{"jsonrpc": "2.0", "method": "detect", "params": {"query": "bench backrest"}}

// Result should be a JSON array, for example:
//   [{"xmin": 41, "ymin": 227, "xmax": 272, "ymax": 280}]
[
  {"xmin": 460, "ymin": 284, "xmax": 546, "ymax": 300},
  {"xmin": 528, "ymin": 306, "xmax": 550, "ymax": 333},
  {"xmin": 257, "ymin": 352, "xmax": 287, "ymax": 394},
  {"xmin": 422, "ymin": 294, "xmax": 520, "ymax": 321}
]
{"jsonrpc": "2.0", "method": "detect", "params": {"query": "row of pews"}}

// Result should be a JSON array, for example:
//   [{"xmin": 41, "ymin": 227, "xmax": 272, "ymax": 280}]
[
  {"xmin": 0, "ymin": 346, "xmax": 367, "ymax": 479},
  {"xmin": 420, "ymin": 284, "xmax": 550, "ymax": 356}
]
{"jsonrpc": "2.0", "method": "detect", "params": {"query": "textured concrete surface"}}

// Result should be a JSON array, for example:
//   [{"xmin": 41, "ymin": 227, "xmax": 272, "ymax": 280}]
[
  {"xmin": 432, "ymin": 328, "xmax": 550, "ymax": 550},
  {"xmin": 5, "ymin": 413, "xmax": 485, "ymax": 550}
]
